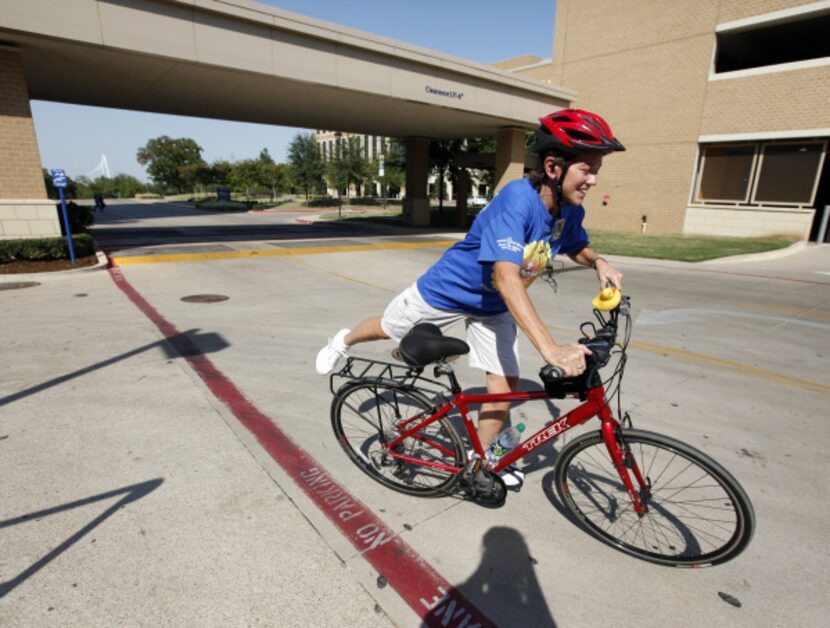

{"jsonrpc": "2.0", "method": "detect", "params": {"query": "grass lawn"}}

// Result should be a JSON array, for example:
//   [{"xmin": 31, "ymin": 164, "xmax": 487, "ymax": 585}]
[
  {"xmin": 318, "ymin": 212, "xmax": 794, "ymax": 261},
  {"xmin": 587, "ymin": 230, "xmax": 794, "ymax": 262},
  {"xmin": 319, "ymin": 207, "xmax": 404, "ymax": 220}
]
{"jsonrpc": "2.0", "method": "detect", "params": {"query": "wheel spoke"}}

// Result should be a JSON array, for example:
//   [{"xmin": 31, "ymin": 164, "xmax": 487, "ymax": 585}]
[
  {"xmin": 556, "ymin": 430, "xmax": 753, "ymax": 566},
  {"xmin": 334, "ymin": 384, "xmax": 461, "ymax": 495}
]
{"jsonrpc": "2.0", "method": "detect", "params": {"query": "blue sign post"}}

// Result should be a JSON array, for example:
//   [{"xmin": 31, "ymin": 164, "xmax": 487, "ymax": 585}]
[{"xmin": 50, "ymin": 169, "xmax": 76, "ymax": 265}]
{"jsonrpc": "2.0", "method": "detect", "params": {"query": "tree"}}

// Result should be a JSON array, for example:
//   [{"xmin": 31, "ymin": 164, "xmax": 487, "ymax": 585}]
[
  {"xmin": 74, "ymin": 176, "xmax": 93, "ymax": 199},
  {"xmin": 136, "ymin": 135, "xmax": 205, "ymax": 193},
  {"xmin": 228, "ymin": 159, "xmax": 262, "ymax": 200},
  {"xmin": 180, "ymin": 162, "xmax": 214, "ymax": 195},
  {"xmin": 287, "ymin": 132, "xmax": 325, "ymax": 201},
  {"xmin": 260, "ymin": 162, "xmax": 289, "ymax": 200},
  {"xmin": 373, "ymin": 141, "xmax": 405, "ymax": 207},
  {"xmin": 429, "ymin": 138, "xmax": 464, "ymax": 217},
  {"xmin": 210, "ymin": 160, "xmax": 234, "ymax": 188},
  {"xmin": 464, "ymin": 136, "xmax": 497, "ymax": 196},
  {"xmin": 326, "ymin": 137, "xmax": 371, "ymax": 216}
]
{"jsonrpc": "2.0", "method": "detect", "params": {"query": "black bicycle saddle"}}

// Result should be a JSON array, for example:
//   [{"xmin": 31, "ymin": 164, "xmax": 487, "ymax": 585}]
[{"xmin": 398, "ymin": 323, "xmax": 469, "ymax": 367}]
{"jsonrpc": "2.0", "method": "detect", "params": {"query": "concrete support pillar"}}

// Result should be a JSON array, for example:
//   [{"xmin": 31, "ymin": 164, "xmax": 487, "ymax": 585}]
[
  {"xmin": 454, "ymin": 168, "xmax": 470, "ymax": 229},
  {"xmin": 0, "ymin": 46, "xmax": 59, "ymax": 240},
  {"xmin": 494, "ymin": 127, "xmax": 527, "ymax": 193},
  {"xmin": 403, "ymin": 137, "xmax": 430, "ymax": 226}
]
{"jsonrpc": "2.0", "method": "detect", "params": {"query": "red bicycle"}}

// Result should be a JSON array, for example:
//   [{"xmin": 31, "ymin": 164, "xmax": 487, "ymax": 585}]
[{"xmin": 330, "ymin": 291, "xmax": 755, "ymax": 567}]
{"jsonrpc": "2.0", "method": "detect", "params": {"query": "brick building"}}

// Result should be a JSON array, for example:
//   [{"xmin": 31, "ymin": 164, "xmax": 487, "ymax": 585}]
[
  {"xmin": 0, "ymin": 47, "xmax": 56, "ymax": 240},
  {"xmin": 507, "ymin": 0, "xmax": 830, "ymax": 239}
]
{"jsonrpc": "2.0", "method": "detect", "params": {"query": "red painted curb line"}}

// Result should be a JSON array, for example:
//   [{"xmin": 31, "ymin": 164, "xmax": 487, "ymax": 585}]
[{"xmin": 105, "ymin": 258, "xmax": 493, "ymax": 628}]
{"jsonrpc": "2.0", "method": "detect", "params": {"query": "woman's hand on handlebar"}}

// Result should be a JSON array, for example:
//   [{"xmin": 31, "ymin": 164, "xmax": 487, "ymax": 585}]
[
  {"xmin": 594, "ymin": 258, "xmax": 623, "ymax": 291},
  {"xmin": 543, "ymin": 343, "xmax": 592, "ymax": 378}
]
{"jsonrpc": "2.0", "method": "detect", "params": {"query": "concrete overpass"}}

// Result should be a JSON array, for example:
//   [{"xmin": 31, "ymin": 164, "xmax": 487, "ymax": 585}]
[{"xmin": 0, "ymin": 0, "xmax": 573, "ymax": 237}]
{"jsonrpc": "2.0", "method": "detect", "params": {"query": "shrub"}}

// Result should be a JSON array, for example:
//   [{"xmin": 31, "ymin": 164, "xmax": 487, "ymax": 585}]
[
  {"xmin": 194, "ymin": 199, "xmax": 250, "ymax": 211},
  {"xmin": 349, "ymin": 197, "xmax": 402, "ymax": 207},
  {"xmin": 56, "ymin": 201, "xmax": 94, "ymax": 235},
  {"xmin": 249, "ymin": 199, "xmax": 293, "ymax": 210},
  {"xmin": 305, "ymin": 197, "xmax": 341, "ymax": 207},
  {"xmin": 0, "ymin": 234, "xmax": 95, "ymax": 262}
]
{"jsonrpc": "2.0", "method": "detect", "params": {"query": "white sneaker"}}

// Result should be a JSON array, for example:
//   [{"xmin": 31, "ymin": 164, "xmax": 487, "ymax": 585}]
[
  {"xmin": 500, "ymin": 465, "xmax": 525, "ymax": 488},
  {"xmin": 315, "ymin": 329, "xmax": 350, "ymax": 375}
]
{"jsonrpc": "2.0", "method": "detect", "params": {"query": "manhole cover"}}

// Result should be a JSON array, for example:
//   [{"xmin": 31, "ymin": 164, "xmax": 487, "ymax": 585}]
[
  {"xmin": 181, "ymin": 294, "xmax": 229, "ymax": 303},
  {"xmin": 0, "ymin": 281, "xmax": 41, "ymax": 291}
]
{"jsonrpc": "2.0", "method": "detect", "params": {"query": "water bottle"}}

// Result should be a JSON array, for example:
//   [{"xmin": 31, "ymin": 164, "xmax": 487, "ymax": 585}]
[{"xmin": 485, "ymin": 423, "xmax": 526, "ymax": 463}]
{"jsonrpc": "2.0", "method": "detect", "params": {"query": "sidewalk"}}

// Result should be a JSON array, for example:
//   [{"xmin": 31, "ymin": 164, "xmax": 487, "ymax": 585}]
[{"xmin": 0, "ymin": 268, "xmax": 392, "ymax": 626}]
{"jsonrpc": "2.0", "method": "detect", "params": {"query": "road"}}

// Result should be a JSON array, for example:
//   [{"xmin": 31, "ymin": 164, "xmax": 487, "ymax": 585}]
[{"xmin": 2, "ymin": 200, "xmax": 829, "ymax": 627}]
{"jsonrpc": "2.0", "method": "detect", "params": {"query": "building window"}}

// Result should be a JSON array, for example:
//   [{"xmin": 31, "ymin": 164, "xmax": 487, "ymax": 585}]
[
  {"xmin": 714, "ymin": 9, "xmax": 830, "ymax": 74},
  {"xmin": 754, "ymin": 142, "xmax": 826, "ymax": 204},
  {"xmin": 696, "ymin": 144, "xmax": 756, "ymax": 203},
  {"xmin": 694, "ymin": 140, "xmax": 827, "ymax": 207}
]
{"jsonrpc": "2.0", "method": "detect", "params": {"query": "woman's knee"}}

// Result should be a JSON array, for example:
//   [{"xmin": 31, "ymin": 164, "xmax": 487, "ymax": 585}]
[{"xmin": 486, "ymin": 372, "xmax": 519, "ymax": 394}]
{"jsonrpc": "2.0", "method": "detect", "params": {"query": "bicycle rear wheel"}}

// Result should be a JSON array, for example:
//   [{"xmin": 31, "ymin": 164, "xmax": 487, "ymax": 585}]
[
  {"xmin": 331, "ymin": 381, "xmax": 464, "ymax": 496},
  {"xmin": 554, "ymin": 428, "xmax": 755, "ymax": 567}
]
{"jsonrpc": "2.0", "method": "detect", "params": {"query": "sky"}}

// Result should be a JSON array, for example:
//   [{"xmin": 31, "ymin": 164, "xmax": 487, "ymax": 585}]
[{"xmin": 31, "ymin": 0, "xmax": 556, "ymax": 182}]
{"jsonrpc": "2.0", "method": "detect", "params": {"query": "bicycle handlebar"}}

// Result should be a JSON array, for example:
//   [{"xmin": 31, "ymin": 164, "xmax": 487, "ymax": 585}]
[{"xmin": 539, "ymin": 290, "xmax": 630, "ymax": 387}]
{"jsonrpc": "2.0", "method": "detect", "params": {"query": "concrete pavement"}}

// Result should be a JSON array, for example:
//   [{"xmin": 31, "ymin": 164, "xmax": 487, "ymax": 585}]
[
  {"xmin": 2, "ymin": 202, "xmax": 830, "ymax": 626},
  {"xmin": 0, "ymin": 267, "xmax": 393, "ymax": 627}
]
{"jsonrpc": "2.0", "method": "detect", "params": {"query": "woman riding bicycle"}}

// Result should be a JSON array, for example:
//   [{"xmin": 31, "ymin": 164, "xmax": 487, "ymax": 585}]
[{"xmin": 316, "ymin": 108, "xmax": 626, "ymax": 485}]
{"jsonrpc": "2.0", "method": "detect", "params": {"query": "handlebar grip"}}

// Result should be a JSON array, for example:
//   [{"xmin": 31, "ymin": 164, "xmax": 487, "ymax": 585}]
[{"xmin": 540, "ymin": 365, "xmax": 566, "ymax": 383}]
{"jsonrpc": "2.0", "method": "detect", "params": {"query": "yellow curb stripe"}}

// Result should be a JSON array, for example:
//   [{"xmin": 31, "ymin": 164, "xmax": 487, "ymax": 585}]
[
  {"xmin": 547, "ymin": 324, "xmax": 830, "ymax": 397},
  {"xmin": 113, "ymin": 240, "xmax": 457, "ymax": 266}
]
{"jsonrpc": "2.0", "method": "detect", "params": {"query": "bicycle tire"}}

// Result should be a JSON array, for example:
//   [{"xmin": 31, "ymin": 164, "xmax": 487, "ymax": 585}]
[
  {"xmin": 554, "ymin": 428, "xmax": 755, "ymax": 567},
  {"xmin": 331, "ymin": 380, "xmax": 464, "ymax": 496}
]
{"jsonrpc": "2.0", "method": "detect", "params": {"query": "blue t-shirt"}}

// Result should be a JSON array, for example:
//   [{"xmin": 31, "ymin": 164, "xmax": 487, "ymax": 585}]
[{"xmin": 416, "ymin": 178, "xmax": 589, "ymax": 315}]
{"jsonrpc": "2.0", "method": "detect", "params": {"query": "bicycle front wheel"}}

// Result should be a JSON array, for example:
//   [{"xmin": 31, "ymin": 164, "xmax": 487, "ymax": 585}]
[
  {"xmin": 555, "ymin": 428, "xmax": 755, "ymax": 567},
  {"xmin": 331, "ymin": 381, "xmax": 464, "ymax": 496}
]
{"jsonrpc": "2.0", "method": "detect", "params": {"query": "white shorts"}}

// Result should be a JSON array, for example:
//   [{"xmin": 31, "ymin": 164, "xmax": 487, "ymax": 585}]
[{"xmin": 381, "ymin": 283, "xmax": 520, "ymax": 377}]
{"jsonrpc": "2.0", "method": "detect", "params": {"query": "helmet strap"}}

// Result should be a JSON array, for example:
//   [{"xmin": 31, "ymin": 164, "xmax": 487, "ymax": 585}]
[{"xmin": 554, "ymin": 161, "xmax": 572, "ymax": 209}]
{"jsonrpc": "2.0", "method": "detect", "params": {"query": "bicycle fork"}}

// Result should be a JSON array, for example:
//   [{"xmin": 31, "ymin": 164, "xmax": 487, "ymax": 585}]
[{"xmin": 600, "ymin": 411, "xmax": 650, "ymax": 517}]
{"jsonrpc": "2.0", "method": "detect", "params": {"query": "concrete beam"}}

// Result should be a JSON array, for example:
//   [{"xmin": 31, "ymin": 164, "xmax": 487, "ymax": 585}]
[{"xmin": 0, "ymin": 0, "xmax": 573, "ymax": 138}]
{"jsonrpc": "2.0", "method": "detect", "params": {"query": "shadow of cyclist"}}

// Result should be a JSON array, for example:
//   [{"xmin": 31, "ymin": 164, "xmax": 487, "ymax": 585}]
[{"xmin": 422, "ymin": 526, "xmax": 556, "ymax": 627}]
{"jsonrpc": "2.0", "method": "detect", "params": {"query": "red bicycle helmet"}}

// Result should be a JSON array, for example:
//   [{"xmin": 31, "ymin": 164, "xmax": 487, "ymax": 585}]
[{"xmin": 533, "ymin": 109, "xmax": 625, "ymax": 155}]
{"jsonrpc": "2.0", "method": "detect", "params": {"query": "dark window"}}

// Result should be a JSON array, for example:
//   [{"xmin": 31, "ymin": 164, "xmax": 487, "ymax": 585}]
[
  {"xmin": 696, "ymin": 145, "xmax": 756, "ymax": 202},
  {"xmin": 754, "ymin": 142, "xmax": 825, "ymax": 204},
  {"xmin": 715, "ymin": 12, "xmax": 830, "ymax": 73}
]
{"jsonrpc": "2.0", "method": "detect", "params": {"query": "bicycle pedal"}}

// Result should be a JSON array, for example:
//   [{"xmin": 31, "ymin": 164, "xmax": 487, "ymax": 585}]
[{"xmin": 463, "ymin": 469, "xmax": 507, "ymax": 508}]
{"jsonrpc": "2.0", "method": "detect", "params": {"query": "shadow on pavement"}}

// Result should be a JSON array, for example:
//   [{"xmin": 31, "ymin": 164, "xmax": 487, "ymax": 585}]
[
  {"xmin": 0, "ymin": 329, "xmax": 228, "ymax": 407},
  {"xmin": 422, "ymin": 526, "xmax": 557, "ymax": 627},
  {"xmin": 0, "ymin": 479, "xmax": 164, "ymax": 598}
]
